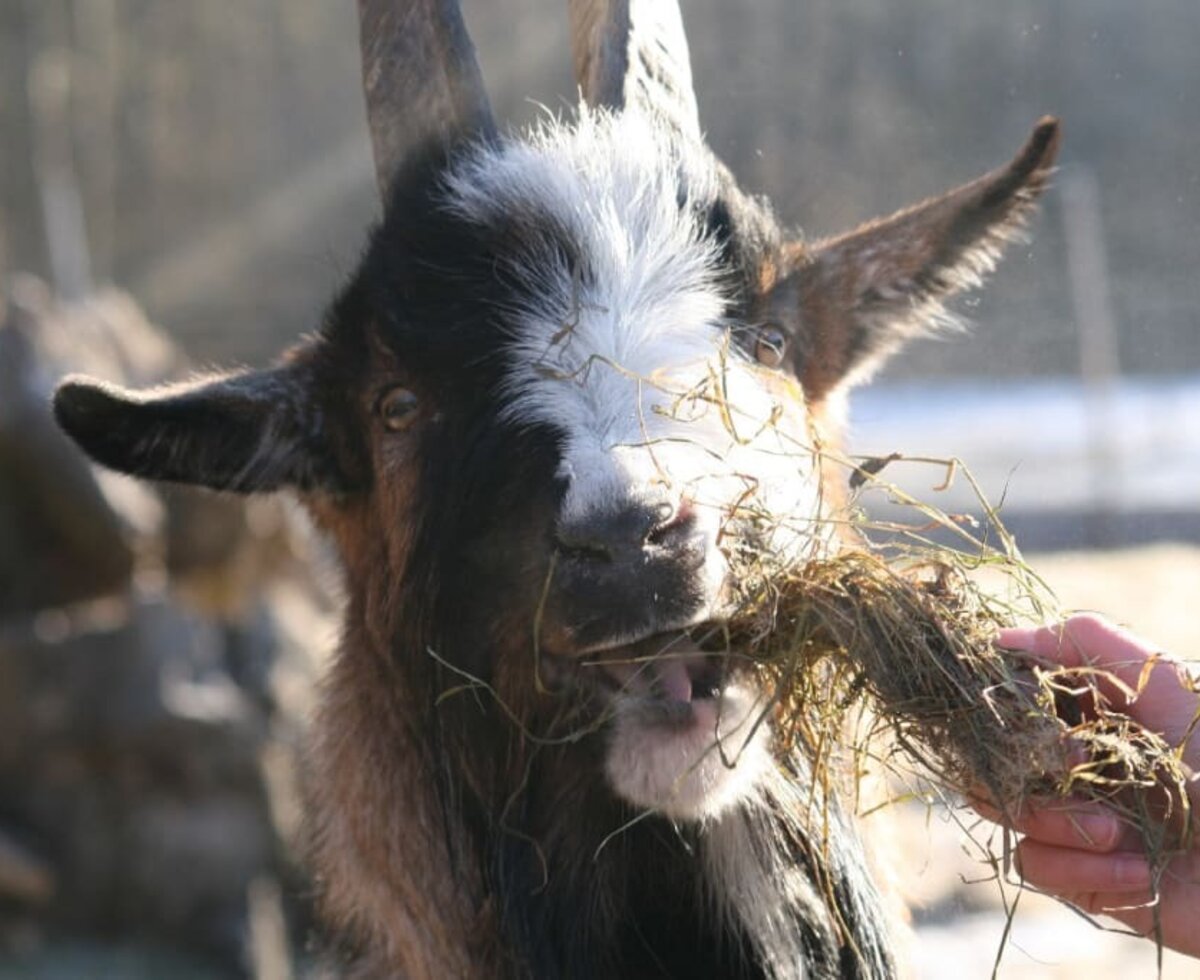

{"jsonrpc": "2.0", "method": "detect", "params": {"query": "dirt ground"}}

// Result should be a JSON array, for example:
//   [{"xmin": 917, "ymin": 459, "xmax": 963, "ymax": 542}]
[{"xmin": 896, "ymin": 542, "xmax": 1200, "ymax": 979}]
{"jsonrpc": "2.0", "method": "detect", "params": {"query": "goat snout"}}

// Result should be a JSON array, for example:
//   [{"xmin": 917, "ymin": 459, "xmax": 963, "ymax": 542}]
[
  {"xmin": 545, "ymin": 497, "xmax": 713, "ymax": 652},
  {"xmin": 555, "ymin": 498, "xmax": 699, "ymax": 564}
]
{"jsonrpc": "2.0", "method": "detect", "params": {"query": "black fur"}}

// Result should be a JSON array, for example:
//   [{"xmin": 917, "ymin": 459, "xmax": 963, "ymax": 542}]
[{"xmin": 333, "ymin": 145, "xmax": 898, "ymax": 979}]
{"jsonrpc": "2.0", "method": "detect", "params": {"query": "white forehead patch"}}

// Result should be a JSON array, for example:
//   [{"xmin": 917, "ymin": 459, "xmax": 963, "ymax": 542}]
[{"xmin": 442, "ymin": 110, "xmax": 821, "ymax": 553}]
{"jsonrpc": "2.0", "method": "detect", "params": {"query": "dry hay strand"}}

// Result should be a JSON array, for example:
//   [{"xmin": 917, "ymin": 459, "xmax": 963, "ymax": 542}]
[
  {"xmin": 735, "ymin": 551, "xmax": 1191, "ymax": 840},
  {"xmin": 722, "ymin": 454, "xmax": 1196, "ymax": 914}
]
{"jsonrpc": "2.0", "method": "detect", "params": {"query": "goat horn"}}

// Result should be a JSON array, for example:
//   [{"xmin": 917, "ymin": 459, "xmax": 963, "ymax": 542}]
[
  {"xmin": 568, "ymin": 0, "xmax": 700, "ymax": 138},
  {"xmin": 357, "ymin": 0, "xmax": 496, "ymax": 201}
]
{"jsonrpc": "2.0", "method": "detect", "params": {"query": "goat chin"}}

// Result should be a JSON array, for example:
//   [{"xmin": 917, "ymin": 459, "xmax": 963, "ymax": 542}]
[{"xmin": 603, "ymin": 679, "xmax": 772, "ymax": 821}]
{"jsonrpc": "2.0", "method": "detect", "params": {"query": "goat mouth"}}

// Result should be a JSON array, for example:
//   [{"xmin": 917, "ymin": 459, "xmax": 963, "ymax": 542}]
[
  {"xmin": 541, "ymin": 625, "xmax": 771, "ymax": 817},
  {"xmin": 571, "ymin": 628, "xmax": 734, "ymax": 725},
  {"xmin": 591, "ymin": 627, "xmax": 772, "ymax": 818}
]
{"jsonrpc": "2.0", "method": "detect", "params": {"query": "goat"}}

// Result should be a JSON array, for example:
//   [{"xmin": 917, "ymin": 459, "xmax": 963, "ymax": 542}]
[{"xmin": 53, "ymin": 1, "xmax": 1060, "ymax": 976}]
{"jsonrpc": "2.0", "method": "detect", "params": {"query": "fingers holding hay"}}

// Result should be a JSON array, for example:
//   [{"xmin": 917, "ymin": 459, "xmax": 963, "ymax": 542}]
[
  {"xmin": 721, "ymin": 460, "xmax": 1198, "ymax": 917},
  {"xmin": 1000, "ymin": 616, "xmax": 1200, "ymax": 767}
]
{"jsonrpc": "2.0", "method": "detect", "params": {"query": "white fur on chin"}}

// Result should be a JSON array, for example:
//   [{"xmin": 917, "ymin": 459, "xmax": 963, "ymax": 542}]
[{"xmin": 603, "ymin": 681, "xmax": 771, "ymax": 820}]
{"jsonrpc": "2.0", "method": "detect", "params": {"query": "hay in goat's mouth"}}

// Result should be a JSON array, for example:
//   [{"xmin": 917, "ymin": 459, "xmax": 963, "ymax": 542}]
[{"xmin": 722, "ymin": 455, "xmax": 1195, "ymax": 892}]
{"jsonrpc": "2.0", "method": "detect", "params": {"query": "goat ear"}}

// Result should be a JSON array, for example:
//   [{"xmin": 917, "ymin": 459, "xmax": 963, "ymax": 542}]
[
  {"xmin": 53, "ymin": 364, "xmax": 345, "ymax": 493},
  {"xmin": 780, "ymin": 117, "xmax": 1061, "ymax": 397}
]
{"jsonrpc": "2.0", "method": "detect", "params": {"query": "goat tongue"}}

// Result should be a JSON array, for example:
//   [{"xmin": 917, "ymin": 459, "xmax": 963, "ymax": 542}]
[{"xmin": 592, "ymin": 631, "xmax": 706, "ymax": 702}]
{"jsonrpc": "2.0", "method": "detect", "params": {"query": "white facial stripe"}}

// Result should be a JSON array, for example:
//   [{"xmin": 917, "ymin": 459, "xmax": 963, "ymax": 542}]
[{"xmin": 444, "ymin": 109, "xmax": 824, "ymax": 560}]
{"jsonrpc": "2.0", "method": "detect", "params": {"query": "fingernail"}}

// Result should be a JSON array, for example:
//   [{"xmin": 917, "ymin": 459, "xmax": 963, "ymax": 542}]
[
  {"xmin": 1076, "ymin": 812, "xmax": 1119, "ymax": 849},
  {"xmin": 1113, "ymin": 855, "xmax": 1151, "ymax": 888}
]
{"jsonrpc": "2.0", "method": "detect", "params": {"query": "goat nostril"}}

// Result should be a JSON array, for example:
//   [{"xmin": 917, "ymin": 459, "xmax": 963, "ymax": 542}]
[
  {"xmin": 557, "ymin": 500, "xmax": 697, "ymax": 563},
  {"xmin": 646, "ymin": 500, "xmax": 696, "ymax": 548}
]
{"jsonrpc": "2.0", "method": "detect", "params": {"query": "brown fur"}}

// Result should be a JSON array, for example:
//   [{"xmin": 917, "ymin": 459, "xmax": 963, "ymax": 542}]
[{"xmin": 307, "ymin": 625, "xmax": 499, "ymax": 977}]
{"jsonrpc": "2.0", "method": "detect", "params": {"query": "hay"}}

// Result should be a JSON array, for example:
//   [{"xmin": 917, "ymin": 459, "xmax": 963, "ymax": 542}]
[{"xmin": 720, "ymin": 453, "xmax": 1195, "ymax": 887}]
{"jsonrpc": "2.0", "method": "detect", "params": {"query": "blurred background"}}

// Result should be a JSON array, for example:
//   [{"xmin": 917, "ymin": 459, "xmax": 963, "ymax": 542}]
[{"xmin": 0, "ymin": 1, "xmax": 1196, "ymax": 977}]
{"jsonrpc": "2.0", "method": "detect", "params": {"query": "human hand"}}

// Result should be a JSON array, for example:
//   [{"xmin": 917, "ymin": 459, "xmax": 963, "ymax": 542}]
[{"xmin": 972, "ymin": 613, "xmax": 1200, "ymax": 958}]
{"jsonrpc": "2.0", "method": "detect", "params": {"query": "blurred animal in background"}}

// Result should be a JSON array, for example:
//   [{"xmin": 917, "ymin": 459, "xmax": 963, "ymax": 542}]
[{"xmin": 53, "ymin": 0, "xmax": 1059, "ymax": 976}]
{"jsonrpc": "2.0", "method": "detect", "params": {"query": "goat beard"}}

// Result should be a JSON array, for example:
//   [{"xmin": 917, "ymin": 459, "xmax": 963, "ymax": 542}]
[
  {"xmin": 471, "ymin": 628, "xmax": 774, "ymax": 822},
  {"xmin": 447, "ymin": 657, "xmax": 896, "ymax": 979}
]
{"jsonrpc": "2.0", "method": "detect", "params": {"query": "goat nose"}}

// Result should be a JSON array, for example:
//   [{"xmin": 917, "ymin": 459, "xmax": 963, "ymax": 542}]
[{"xmin": 556, "ymin": 500, "xmax": 696, "ymax": 563}]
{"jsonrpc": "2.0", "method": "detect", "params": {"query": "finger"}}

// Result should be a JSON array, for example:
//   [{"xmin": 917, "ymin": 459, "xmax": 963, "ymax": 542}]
[
  {"xmin": 1058, "ymin": 891, "xmax": 1158, "ymax": 935},
  {"xmin": 970, "ymin": 790, "xmax": 1147, "ymax": 852},
  {"xmin": 999, "ymin": 615, "xmax": 1188, "ymax": 698},
  {"xmin": 1063, "ymin": 852, "xmax": 1200, "ymax": 959},
  {"xmin": 997, "ymin": 617, "xmax": 1139, "ymax": 725},
  {"xmin": 999, "ymin": 615, "xmax": 1200, "ymax": 759},
  {"xmin": 998, "ymin": 614, "xmax": 1152, "ymax": 676},
  {"xmin": 1014, "ymin": 837, "xmax": 1152, "ymax": 893},
  {"xmin": 969, "ymin": 795, "xmax": 1122, "ymax": 851}
]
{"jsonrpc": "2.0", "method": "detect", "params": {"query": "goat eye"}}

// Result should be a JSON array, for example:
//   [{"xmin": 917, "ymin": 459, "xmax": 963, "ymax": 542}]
[
  {"xmin": 378, "ymin": 386, "xmax": 420, "ymax": 431},
  {"xmin": 754, "ymin": 325, "xmax": 788, "ymax": 368}
]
